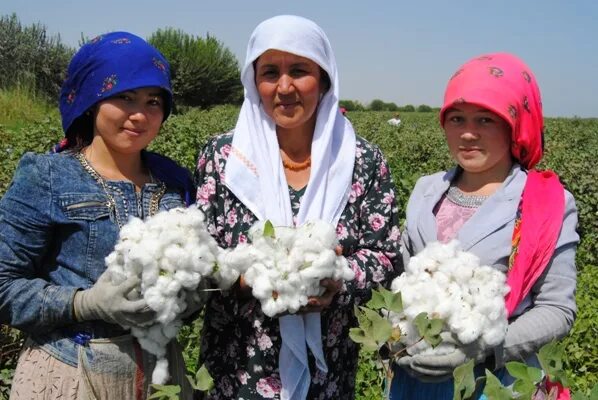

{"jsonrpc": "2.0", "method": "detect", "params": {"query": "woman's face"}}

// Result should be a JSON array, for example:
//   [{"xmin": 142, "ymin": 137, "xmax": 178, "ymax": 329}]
[
  {"xmin": 93, "ymin": 87, "xmax": 164, "ymax": 155},
  {"xmin": 255, "ymin": 50, "xmax": 325, "ymax": 131},
  {"xmin": 443, "ymin": 103, "xmax": 513, "ymax": 175}
]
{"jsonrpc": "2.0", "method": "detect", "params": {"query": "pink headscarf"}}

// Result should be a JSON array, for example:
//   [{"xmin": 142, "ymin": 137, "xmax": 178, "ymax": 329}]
[
  {"xmin": 440, "ymin": 53, "xmax": 543, "ymax": 169},
  {"xmin": 440, "ymin": 53, "xmax": 566, "ymax": 314}
]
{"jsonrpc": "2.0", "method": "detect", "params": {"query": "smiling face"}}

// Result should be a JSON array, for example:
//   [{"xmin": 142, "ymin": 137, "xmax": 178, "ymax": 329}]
[
  {"xmin": 254, "ymin": 50, "xmax": 325, "ymax": 132},
  {"xmin": 443, "ymin": 103, "xmax": 513, "ymax": 176},
  {"xmin": 92, "ymin": 87, "xmax": 164, "ymax": 155}
]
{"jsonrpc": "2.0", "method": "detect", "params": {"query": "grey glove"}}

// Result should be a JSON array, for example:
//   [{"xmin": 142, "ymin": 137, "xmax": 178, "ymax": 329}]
[
  {"xmin": 397, "ymin": 332, "xmax": 492, "ymax": 382},
  {"xmin": 180, "ymin": 280, "xmax": 210, "ymax": 320},
  {"xmin": 73, "ymin": 271, "xmax": 155, "ymax": 327}
]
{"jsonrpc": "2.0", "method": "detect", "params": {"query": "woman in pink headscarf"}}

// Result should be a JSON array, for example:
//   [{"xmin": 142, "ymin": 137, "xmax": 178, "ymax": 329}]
[{"xmin": 390, "ymin": 53, "xmax": 578, "ymax": 399}]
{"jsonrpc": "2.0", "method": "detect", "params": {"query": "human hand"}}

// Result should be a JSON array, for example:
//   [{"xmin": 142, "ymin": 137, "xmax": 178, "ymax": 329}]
[
  {"xmin": 73, "ymin": 270, "xmax": 156, "ymax": 327},
  {"xmin": 300, "ymin": 278, "xmax": 343, "ymax": 313},
  {"xmin": 397, "ymin": 332, "xmax": 492, "ymax": 382}
]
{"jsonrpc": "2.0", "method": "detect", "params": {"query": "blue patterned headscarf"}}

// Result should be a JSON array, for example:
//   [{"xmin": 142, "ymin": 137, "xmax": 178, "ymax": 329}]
[{"xmin": 59, "ymin": 31, "xmax": 172, "ymax": 136}]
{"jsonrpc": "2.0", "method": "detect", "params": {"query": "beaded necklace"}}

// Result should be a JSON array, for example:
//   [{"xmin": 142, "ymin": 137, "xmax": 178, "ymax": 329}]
[
  {"xmin": 446, "ymin": 185, "xmax": 489, "ymax": 208},
  {"xmin": 74, "ymin": 152, "xmax": 166, "ymax": 228},
  {"xmin": 282, "ymin": 155, "xmax": 311, "ymax": 171}
]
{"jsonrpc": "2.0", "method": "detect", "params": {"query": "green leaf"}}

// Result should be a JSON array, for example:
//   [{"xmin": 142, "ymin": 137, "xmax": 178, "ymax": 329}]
[
  {"xmin": 349, "ymin": 327, "xmax": 379, "ymax": 352},
  {"xmin": 354, "ymin": 305, "xmax": 372, "ymax": 332},
  {"xmin": 412, "ymin": 312, "xmax": 443, "ymax": 347},
  {"xmin": 191, "ymin": 364, "xmax": 214, "ymax": 392},
  {"xmin": 505, "ymin": 361, "xmax": 542, "ymax": 382},
  {"xmin": 482, "ymin": 369, "xmax": 514, "ymax": 400},
  {"xmin": 366, "ymin": 289, "xmax": 386, "ymax": 310},
  {"xmin": 263, "ymin": 220, "xmax": 275, "ymax": 238},
  {"xmin": 538, "ymin": 340, "xmax": 569, "ymax": 387},
  {"xmin": 149, "ymin": 384, "xmax": 181, "ymax": 400},
  {"xmin": 512, "ymin": 378, "xmax": 537, "ymax": 400},
  {"xmin": 452, "ymin": 359, "xmax": 476, "ymax": 400},
  {"xmin": 361, "ymin": 307, "xmax": 392, "ymax": 345},
  {"xmin": 381, "ymin": 287, "xmax": 403, "ymax": 314}
]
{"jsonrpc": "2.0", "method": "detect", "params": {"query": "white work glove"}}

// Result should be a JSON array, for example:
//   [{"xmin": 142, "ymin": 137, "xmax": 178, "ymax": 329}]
[
  {"xmin": 73, "ymin": 270, "xmax": 155, "ymax": 327},
  {"xmin": 397, "ymin": 332, "xmax": 493, "ymax": 383}
]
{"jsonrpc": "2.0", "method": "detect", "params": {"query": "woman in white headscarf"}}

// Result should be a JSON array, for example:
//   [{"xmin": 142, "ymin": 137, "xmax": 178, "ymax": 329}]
[{"xmin": 195, "ymin": 15, "xmax": 401, "ymax": 399}]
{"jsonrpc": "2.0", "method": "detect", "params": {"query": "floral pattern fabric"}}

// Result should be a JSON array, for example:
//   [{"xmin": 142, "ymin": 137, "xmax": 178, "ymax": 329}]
[{"xmin": 195, "ymin": 132, "xmax": 401, "ymax": 399}]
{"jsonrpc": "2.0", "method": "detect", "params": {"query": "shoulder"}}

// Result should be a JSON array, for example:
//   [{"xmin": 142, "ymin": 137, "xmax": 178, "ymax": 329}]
[
  {"xmin": 201, "ymin": 132, "xmax": 234, "ymax": 159},
  {"xmin": 412, "ymin": 170, "xmax": 449, "ymax": 193},
  {"xmin": 13, "ymin": 152, "xmax": 76, "ymax": 179}
]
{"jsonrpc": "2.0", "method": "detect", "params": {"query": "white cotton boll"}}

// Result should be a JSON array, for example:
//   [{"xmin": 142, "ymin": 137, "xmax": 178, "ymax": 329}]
[
  {"xmin": 152, "ymin": 358, "xmax": 170, "ymax": 385},
  {"xmin": 482, "ymin": 322, "xmax": 507, "ymax": 347},
  {"xmin": 389, "ymin": 241, "xmax": 509, "ymax": 357}
]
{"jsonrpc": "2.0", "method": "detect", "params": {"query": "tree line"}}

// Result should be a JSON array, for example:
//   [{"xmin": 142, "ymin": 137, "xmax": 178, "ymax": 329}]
[{"xmin": 1, "ymin": 13, "xmax": 435, "ymax": 113}]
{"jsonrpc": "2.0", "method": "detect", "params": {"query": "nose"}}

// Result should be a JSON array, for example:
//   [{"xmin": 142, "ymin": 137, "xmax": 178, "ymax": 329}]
[
  {"xmin": 460, "ymin": 121, "xmax": 479, "ymax": 140},
  {"xmin": 277, "ymin": 74, "xmax": 295, "ymax": 95},
  {"xmin": 128, "ymin": 104, "xmax": 148, "ymax": 122}
]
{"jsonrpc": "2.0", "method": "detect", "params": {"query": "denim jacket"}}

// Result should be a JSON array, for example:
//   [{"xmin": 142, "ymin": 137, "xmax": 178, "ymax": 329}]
[{"xmin": 0, "ymin": 151, "xmax": 189, "ymax": 366}]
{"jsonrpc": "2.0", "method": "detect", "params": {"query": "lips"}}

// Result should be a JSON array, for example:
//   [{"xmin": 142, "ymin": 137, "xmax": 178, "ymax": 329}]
[{"xmin": 123, "ymin": 127, "xmax": 144, "ymax": 136}]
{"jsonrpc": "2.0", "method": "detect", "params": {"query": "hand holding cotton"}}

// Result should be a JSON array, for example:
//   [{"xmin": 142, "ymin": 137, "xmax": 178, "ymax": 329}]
[
  {"xmin": 219, "ymin": 220, "xmax": 355, "ymax": 317},
  {"xmin": 105, "ymin": 207, "xmax": 221, "ymax": 384},
  {"xmin": 389, "ymin": 241, "xmax": 509, "ymax": 359}
]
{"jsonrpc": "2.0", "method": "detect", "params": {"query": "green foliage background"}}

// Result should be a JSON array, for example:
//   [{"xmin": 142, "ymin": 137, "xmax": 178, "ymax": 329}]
[{"xmin": 0, "ymin": 109, "xmax": 596, "ymax": 398}]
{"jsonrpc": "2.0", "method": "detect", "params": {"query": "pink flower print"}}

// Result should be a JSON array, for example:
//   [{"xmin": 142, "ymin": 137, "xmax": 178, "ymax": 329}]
[
  {"xmin": 66, "ymin": 89, "xmax": 76, "ymax": 105},
  {"xmin": 97, "ymin": 74, "xmax": 118, "ymax": 96},
  {"xmin": 313, "ymin": 369, "xmax": 327, "ymax": 385},
  {"xmin": 336, "ymin": 223, "xmax": 348, "ymax": 240},
  {"xmin": 205, "ymin": 160, "xmax": 214, "ymax": 174},
  {"xmin": 236, "ymin": 370, "xmax": 250, "ymax": 385},
  {"xmin": 152, "ymin": 57, "xmax": 167, "ymax": 75},
  {"xmin": 111, "ymin": 37, "xmax": 131, "ymax": 44},
  {"xmin": 325, "ymin": 380, "xmax": 338, "ymax": 397},
  {"xmin": 389, "ymin": 226, "xmax": 400, "ymax": 241},
  {"xmin": 197, "ymin": 154, "xmax": 206, "ymax": 170},
  {"xmin": 382, "ymin": 191, "xmax": 395, "ymax": 205},
  {"xmin": 326, "ymin": 318, "xmax": 342, "ymax": 346},
  {"xmin": 256, "ymin": 376, "xmax": 281, "ymax": 398},
  {"xmin": 368, "ymin": 213, "xmax": 385, "ymax": 231},
  {"xmin": 247, "ymin": 345, "xmax": 255, "ymax": 357},
  {"xmin": 197, "ymin": 177, "xmax": 216, "ymax": 205},
  {"xmin": 227, "ymin": 209, "xmax": 238, "ymax": 227},
  {"xmin": 372, "ymin": 269, "xmax": 385, "ymax": 282},
  {"xmin": 376, "ymin": 253, "xmax": 392, "ymax": 269},
  {"xmin": 348, "ymin": 182, "xmax": 364, "ymax": 203},
  {"xmin": 379, "ymin": 162, "xmax": 388, "ymax": 177},
  {"xmin": 350, "ymin": 259, "xmax": 365, "ymax": 289},
  {"xmin": 221, "ymin": 376, "xmax": 234, "ymax": 397},
  {"xmin": 242, "ymin": 212, "xmax": 253, "ymax": 224},
  {"xmin": 257, "ymin": 332, "xmax": 273, "ymax": 350},
  {"xmin": 221, "ymin": 143, "xmax": 232, "ymax": 158},
  {"xmin": 224, "ymin": 231, "xmax": 233, "ymax": 246},
  {"xmin": 238, "ymin": 233, "xmax": 248, "ymax": 244}
]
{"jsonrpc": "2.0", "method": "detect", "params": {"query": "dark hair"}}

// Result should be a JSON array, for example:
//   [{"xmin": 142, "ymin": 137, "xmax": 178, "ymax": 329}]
[
  {"xmin": 319, "ymin": 68, "xmax": 331, "ymax": 94},
  {"xmin": 64, "ymin": 113, "xmax": 94, "ymax": 152}
]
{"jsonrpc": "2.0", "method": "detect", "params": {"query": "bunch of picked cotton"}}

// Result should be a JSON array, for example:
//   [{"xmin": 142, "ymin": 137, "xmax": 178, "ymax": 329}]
[
  {"xmin": 105, "ymin": 206, "xmax": 221, "ymax": 384},
  {"xmin": 219, "ymin": 220, "xmax": 354, "ymax": 317},
  {"xmin": 389, "ymin": 240, "xmax": 509, "ymax": 357}
]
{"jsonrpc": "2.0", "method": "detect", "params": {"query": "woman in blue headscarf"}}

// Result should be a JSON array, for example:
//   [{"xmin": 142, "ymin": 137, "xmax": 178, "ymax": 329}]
[{"xmin": 0, "ymin": 32, "xmax": 194, "ymax": 399}]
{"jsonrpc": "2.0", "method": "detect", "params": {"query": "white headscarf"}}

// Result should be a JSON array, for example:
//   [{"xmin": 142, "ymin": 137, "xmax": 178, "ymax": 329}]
[{"xmin": 224, "ymin": 15, "xmax": 356, "ymax": 400}]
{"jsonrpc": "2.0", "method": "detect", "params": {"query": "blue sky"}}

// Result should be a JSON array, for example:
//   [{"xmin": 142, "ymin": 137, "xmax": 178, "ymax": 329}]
[{"xmin": 2, "ymin": 0, "xmax": 597, "ymax": 117}]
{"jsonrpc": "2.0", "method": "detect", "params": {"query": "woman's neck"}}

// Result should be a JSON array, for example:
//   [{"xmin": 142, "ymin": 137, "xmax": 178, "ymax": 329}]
[
  {"xmin": 83, "ymin": 137, "xmax": 148, "ymax": 187},
  {"xmin": 456, "ymin": 162, "xmax": 514, "ymax": 196},
  {"xmin": 276, "ymin": 122, "xmax": 315, "ymax": 160}
]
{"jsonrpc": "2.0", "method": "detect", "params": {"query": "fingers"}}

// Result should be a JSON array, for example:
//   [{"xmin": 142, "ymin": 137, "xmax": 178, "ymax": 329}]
[
  {"xmin": 119, "ymin": 275, "xmax": 142, "ymax": 294},
  {"xmin": 335, "ymin": 245, "xmax": 343, "ymax": 256}
]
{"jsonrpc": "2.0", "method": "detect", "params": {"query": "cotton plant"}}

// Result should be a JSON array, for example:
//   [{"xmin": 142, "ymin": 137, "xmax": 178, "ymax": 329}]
[
  {"xmin": 105, "ymin": 206, "xmax": 225, "ymax": 384},
  {"xmin": 218, "ymin": 220, "xmax": 355, "ymax": 317},
  {"xmin": 388, "ymin": 240, "xmax": 510, "ymax": 357}
]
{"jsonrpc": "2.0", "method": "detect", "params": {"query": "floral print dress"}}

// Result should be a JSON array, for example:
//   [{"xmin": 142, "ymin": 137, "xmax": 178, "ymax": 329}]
[{"xmin": 195, "ymin": 133, "xmax": 402, "ymax": 399}]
